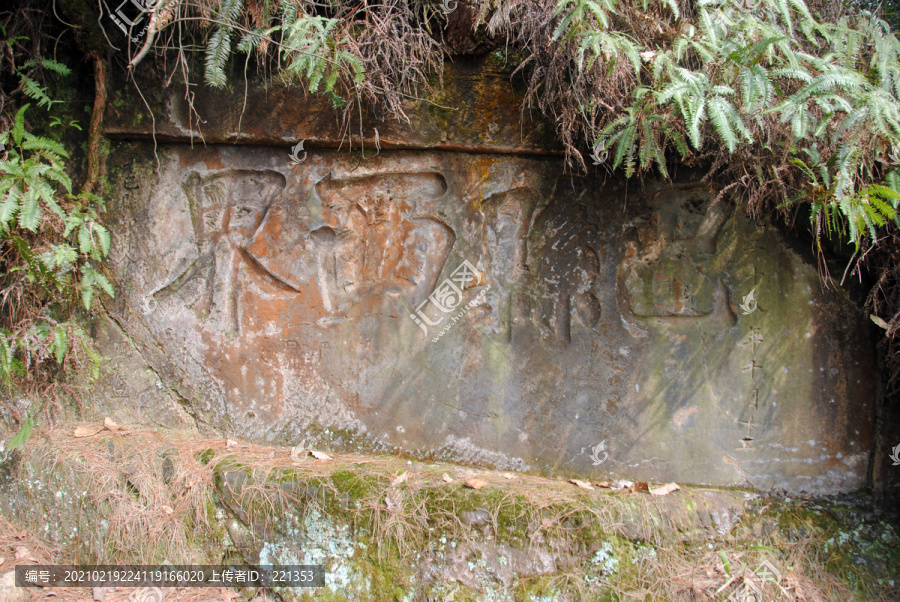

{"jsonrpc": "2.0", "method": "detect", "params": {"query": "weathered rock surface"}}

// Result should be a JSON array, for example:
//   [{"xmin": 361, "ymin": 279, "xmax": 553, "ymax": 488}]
[
  {"xmin": 95, "ymin": 62, "xmax": 877, "ymax": 494},
  {"xmin": 0, "ymin": 427, "xmax": 761, "ymax": 600}
]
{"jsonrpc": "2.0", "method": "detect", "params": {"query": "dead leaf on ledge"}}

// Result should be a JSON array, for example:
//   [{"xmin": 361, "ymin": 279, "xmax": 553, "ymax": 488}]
[
  {"xmin": 596, "ymin": 481, "xmax": 611, "ymax": 488},
  {"xmin": 463, "ymin": 478, "xmax": 488, "ymax": 490},
  {"xmin": 103, "ymin": 417, "xmax": 123, "ymax": 432},
  {"xmin": 610, "ymin": 480, "xmax": 633, "ymax": 490},
  {"xmin": 442, "ymin": 473, "xmax": 454, "ymax": 483},
  {"xmin": 162, "ymin": 505, "xmax": 174, "ymax": 515},
  {"xmin": 501, "ymin": 472, "xmax": 517, "ymax": 480},
  {"xmin": 73, "ymin": 425, "xmax": 104, "ymax": 438},
  {"xmin": 391, "ymin": 471, "xmax": 408, "ymax": 487},
  {"xmin": 649, "ymin": 482, "xmax": 680, "ymax": 496},
  {"xmin": 225, "ymin": 439, "xmax": 241, "ymax": 449},
  {"xmin": 569, "ymin": 479, "xmax": 594, "ymax": 491},
  {"xmin": 310, "ymin": 450, "xmax": 332, "ymax": 461},
  {"xmin": 631, "ymin": 482, "xmax": 649, "ymax": 493}
]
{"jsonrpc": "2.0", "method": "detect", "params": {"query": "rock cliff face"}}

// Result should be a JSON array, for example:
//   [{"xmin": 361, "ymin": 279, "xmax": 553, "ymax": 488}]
[{"xmin": 96, "ymin": 60, "xmax": 876, "ymax": 493}]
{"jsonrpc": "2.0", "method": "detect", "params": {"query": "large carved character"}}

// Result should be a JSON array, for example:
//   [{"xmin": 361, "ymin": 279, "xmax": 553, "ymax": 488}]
[
  {"xmin": 521, "ymin": 200, "xmax": 603, "ymax": 344},
  {"xmin": 244, "ymin": 171, "xmax": 455, "ymax": 316},
  {"xmin": 151, "ymin": 170, "xmax": 286, "ymax": 331}
]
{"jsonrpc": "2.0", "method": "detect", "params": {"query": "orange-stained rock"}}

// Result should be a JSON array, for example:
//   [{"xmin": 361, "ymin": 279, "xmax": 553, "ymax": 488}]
[{"xmin": 98, "ymin": 61, "xmax": 877, "ymax": 494}]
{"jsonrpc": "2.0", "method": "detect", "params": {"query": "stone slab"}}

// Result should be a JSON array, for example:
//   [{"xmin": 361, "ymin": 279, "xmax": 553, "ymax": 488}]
[
  {"xmin": 100, "ymin": 142, "xmax": 876, "ymax": 493},
  {"xmin": 103, "ymin": 58, "xmax": 561, "ymax": 154}
]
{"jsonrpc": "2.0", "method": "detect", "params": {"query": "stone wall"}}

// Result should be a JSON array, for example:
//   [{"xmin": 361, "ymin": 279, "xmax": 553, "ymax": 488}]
[{"xmin": 94, "ymin": 60, "xmax": 877, "ymax": 494}]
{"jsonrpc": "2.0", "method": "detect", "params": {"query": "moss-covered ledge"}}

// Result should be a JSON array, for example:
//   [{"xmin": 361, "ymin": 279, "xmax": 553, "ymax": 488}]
[{"xmin": 0, "ymin": 423, "xmax": 897, "ymax": 601}]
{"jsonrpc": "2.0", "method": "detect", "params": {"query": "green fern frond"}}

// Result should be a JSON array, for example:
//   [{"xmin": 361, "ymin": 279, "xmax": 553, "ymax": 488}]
[{"xmin": 204, "ymin": 0, "xmax": 245, "ymax": 88}]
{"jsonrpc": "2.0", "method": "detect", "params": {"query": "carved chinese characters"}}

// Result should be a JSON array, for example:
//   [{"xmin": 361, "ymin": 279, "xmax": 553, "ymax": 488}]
[{"xmin": 104, "ymin": 147, "xmax": 876, "ymax": 494}]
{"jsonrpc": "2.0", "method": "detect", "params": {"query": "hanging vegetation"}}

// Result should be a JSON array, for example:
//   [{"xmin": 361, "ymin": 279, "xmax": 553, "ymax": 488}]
[{"xmin": 4, "ymin": 0, "xmax": 900, "ymax": 436}]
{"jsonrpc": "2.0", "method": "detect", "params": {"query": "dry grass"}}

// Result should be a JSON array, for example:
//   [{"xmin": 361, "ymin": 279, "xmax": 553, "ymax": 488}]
[
  {"xmin": 0, "ymin": 421, "xmax": 896, "ymax": 600},
  {"xmin": 0, "ymin": 514, "xmax": 244, "ymax": 601}
]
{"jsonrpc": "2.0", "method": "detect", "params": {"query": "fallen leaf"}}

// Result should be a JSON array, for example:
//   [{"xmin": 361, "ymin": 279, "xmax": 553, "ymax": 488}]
[
  {"xmin": 162, "ymin": 505, "xmax": 174, "ymax": 515},
  {"xmin": 221, "ymin": 592, "xmax": 242, "ymax": 601},
  {"xmin": 14, "ymin": 546, "xmax": 36, "ymax": 562},
  {"xmin": 610, "ymin": 480, "xmax": 633, "ymax": 490},
  {"xmin": 73, "ymin": 425, "xmax": 103, "ymax": 438},
  {"xmin": 442, "ymin": 473, "xmax": 454, "ymax": 483},
  {"xmin": 630, "ymin": 482, "xmax": 649, "ymax": 493},
  {"xmin": 391, "ymin": 471, "xmax": 408, "ymax": 487},
  {"xmin": 310, "ymin": 450, "xmax": 332, "ymax": 461},
  {"xmin": 501, "ymin": 472, "xmax": 517, "ymax": 480},
  {"xmin": 103, "ymin": 417, "xmax": 121, "ymax": 432},
  {"xmin": 226, "ymin": 439, "xmax": 240, "ymax": 449},
  {"xmin": 649, "ymin": 482, "xmax": 680, "ymax": 496},
  {"xmin": 595, "ymin": 482, "xmax": 611, "ymax": 488},
  {"xmin": 569, "ymin": 479, "xmax": 594, "ymax": 491},
  {"xmin": 463, "ymin": 478, "xmax": 488, "ymax": 490}
]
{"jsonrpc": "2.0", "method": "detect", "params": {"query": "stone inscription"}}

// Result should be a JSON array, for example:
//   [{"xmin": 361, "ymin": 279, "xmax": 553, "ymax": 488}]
[{"xmin": 105, "ymin": 147, "xmax": 876, "ymax": 494}]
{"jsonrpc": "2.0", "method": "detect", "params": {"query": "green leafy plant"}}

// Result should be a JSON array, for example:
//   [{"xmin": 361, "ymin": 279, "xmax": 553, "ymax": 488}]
[
  {"xmin": 279, "ymin": 11, "xmax": 364, "ymax": 101},
  {"xmin": 0, "ymin": 103, "xmax": 112, "ymax": 445},
  {"xmin": 3, "ymin": 416, "xmax": 32, "ymax": 452},
  {"xmin": 538, "ymin": 0, "xmax": 900, "ymax": 253},
  {"xmin": 15, "ymin": 57, "xmax": 71, "ymax": 109}
]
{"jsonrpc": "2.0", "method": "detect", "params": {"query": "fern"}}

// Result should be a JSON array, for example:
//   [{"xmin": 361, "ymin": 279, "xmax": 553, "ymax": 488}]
[
  {"xmin": 0, "ymin": 104, "xmax": 112, "ymax": 390},
  {"xmin": 554, "ymin": 0, "xmax": 617, "ymax": 39},
  {"xmin": 14, "ymin": 57, "xmax": 71, "ymax": 108},
  {"xmin": 204, "ymin": 0, "xmax": 245, "ymax": 88},
  {"xmin": 576, "ymin": 31, "xmax": 642, "ymax": 75},
  {"xmin": 281, "ymin": 13, "xmax": 364, "ymax": 98}
]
